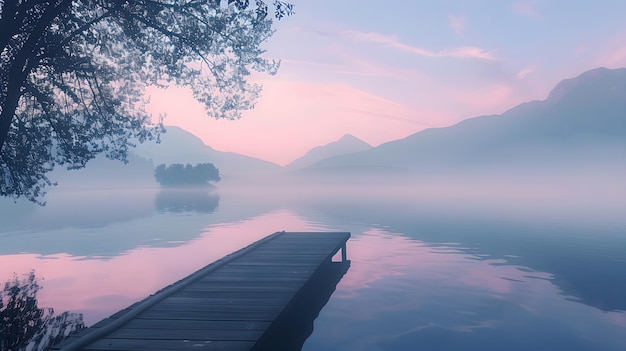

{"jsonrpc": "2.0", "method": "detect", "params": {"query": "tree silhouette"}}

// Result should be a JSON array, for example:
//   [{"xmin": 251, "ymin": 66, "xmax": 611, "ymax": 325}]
[
  {"xmin": 0, "ymin": 271, "xmax": 85, "ymax": 351},
  {"xmin": 0, "ymin": 0, "xmax": 293, "ymax": 204},
  {"xmin": 154, "ymin": 162, "xmax": 221, "ymax": 186}
]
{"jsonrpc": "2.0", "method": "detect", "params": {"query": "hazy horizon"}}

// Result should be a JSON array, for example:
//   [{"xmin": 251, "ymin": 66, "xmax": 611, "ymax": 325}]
[
  {"xmin": 127, "ymin": 65, "xmax": 626, "ymax": 177},
  {"xmin": 145, "ymin": 1, "xmax": 626, "ymax": 165}
]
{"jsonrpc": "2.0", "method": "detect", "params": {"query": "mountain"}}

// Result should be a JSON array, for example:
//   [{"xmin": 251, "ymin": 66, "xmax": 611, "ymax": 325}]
[
  {"xmin": 307, "ymin": 67, "xmax": 626, "ymax": 173},
  {"xmin": 285, "ymin": 134, "xmax": 372, "ymax": 171},
  {"xmin": 134, "ymin": 126, "xmax": 281, "ymax": 179}
]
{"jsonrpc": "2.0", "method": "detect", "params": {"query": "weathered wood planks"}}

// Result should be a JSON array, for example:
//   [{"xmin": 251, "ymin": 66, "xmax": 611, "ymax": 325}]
[{"xmin": 52, "ymin": 231, "xmax": 350, "ymax": 351}]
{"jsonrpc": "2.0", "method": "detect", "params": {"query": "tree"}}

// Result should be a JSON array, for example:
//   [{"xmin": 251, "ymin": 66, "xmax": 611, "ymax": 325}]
[
  {"xmin": 0, "ymin": 271, "xmax": 85, "ymax": 351},
  {"xmin": 0, "ymin": 0, "xmax": 293, "ymax": 204},
  {"xmin": 154, "ymin": 162, "xmax": 220, "ymax": 186}
]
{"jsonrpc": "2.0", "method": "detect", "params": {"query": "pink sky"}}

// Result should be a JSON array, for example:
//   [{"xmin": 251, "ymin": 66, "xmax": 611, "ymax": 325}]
[{"xmin": 145, "ymin": 1, "xmax": 626, "ymax": 166}]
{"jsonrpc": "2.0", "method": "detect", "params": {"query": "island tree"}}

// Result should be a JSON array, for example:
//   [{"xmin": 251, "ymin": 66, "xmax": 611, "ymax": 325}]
[
  {"xmin": 154, "ymin": 162, "xmax": 221, "ymax": 186},
  {"xmin": 0, "ymin": 0, "xmax": 293, "ymax": 203}
]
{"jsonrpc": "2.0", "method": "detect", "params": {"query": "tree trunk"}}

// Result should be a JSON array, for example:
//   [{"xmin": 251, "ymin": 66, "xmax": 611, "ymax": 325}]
[
  {"xmin": 0, "ymin": 83, "xmax": 21, "ymax": 152},
  {"xmin": 0, "ymin": 0, "xmax": 72, "ymax": 152}
]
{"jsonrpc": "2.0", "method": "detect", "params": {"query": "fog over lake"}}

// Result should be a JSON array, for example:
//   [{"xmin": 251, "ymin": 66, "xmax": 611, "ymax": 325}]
[{"xmin": 1, "ymin": 175, "xmax": 624, "ymax": 350}]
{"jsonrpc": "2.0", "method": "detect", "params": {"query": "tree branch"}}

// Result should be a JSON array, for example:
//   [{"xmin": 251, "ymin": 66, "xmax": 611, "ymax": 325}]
[
  {"xmin": 0, "ymin": 0, "xmax": 72, "ymax": 150},
  {"xmin": 0, "ymin": 0, "xmax": 18, "ymax": 52},
  {"xmin": 59, "ymin": 9, "xmax": 113, "ymax": 48}
]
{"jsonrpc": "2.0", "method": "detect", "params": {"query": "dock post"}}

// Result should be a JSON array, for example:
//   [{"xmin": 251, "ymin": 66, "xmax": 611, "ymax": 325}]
[{"xmin": 341, "ymin": 242, "xmax": 347, "ymax": 262}]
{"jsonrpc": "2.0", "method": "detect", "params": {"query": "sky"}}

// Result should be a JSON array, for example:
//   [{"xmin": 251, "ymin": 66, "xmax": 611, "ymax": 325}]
[{"xmin": 146, "ymin": 0, "xmax": 626, "ymax": 166}]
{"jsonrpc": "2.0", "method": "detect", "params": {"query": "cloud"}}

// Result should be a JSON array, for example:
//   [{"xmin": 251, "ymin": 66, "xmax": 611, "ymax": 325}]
[
  {"xmin": 449, "ymin": 83, "xmax": 516, "ymax": 113},
  {"xmin": 448, "ymin": 14, "xmax": 467, "ymax": 36},
  {"xmin": 607, "ymin": 46, "xmax": 626, "ymax": 66},
  {"xmin": 512, "ymin": 1, "xmax": 542, "ymax": 19},
  {"xmin": 517, "ymin": 65, "xmax": 535, "ymax": 79},
  {"xmin": 340, "ymin": 30, "xmax": 497, "ymax": 60},
  {"xmin": 346, "ymin": 108, "xmax": 435, "ymax": 128},
  {"xmin": 280, "ymin": 58, "xmax": 408, "ymax": 79},
  {"xmin": 602, "ymin": 46, "xmax": 626, "ymax": 67},
  {"xmin": 589, "ymin": 31, "xmax": 626, "ymax": 68},
  {"xmin": 443, "ymin": 46, "xmax": 497, "ymax": 60}
]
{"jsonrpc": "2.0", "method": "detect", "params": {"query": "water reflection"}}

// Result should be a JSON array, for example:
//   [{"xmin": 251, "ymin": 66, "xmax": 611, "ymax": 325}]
[
  {"xmin": 289, "ymin": 192, "xmax": 626, "ymax": 313},
  {"xmin": 155, "ymin": 188, "xmax": 220, "ymax": 213},
  {"xmin": 254, "ymin": 261, "xmax": 350, "ymax": 351},
  {"xmin": 1, "ymin": 186, "xmax": 625, "ymax": 350},
  {"xmin": 0, "ymin": 214, "xmax": 209, "ymax": 258},
  {"xmin": 0, "ymin": 210, "xmax": 324, "ymax": 326},
  {"xmin": 0, "ymin": 188, "xmax": 274, "ymax": 258},
  {"xmin": 302, "ymin": 229, "xmax": 626, "ymax": 351},
  {"xmin": 0, "ymin": 271, "xmax": 84, "ymax": 351},
  {"xmin": 0, "ymin": 188, "xmax": 155, "ymax": 233}
]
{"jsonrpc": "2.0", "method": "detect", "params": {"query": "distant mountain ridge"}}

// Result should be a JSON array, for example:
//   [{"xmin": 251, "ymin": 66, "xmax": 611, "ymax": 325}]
[
  {"xmin": 285, "ymin": 134, "xmax": 372, "ymax": 171},
  {"xmin": 306, "ymin": 67, "xmax": 626, "ymax": 173},
  {"xmin": 134, "ymin": 126, "xmax": 281, "ymax": 178}
]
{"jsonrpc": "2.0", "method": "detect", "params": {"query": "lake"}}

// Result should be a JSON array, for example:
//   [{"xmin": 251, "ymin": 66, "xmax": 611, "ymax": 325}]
[{"xmin": 1, "ymin": 182, "xmax": 625, "ymax": 350}]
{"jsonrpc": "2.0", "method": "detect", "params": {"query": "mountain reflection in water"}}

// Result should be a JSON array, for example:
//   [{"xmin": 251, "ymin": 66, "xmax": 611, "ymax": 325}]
[{"xmin": 302, "ymin": 229, "xmax": 626, "ymax": 351}]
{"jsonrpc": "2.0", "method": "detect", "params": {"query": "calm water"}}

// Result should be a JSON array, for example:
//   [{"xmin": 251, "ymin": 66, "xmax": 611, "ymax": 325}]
[{"xmin": 1, "ymin": 185, "xmax": 625, "ymax": 350}]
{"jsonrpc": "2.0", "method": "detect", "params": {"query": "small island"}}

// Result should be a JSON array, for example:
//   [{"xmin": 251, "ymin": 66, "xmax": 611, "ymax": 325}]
[{"xmin": 154, "ymin": 163, "xmax": 221, "ymax": 187}]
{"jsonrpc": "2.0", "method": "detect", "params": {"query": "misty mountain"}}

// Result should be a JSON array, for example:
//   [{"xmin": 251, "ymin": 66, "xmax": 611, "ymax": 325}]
[
  {"xmin": 134, "ymin": 126, "xmax": 281, "ymax": 178},
  {"xmin": 308, "ymin": 67, "xmax": 626, "ymax": 173},
  {"xmin": 285, "ymin": 134, "xmax": 372, "ymax": 171}
]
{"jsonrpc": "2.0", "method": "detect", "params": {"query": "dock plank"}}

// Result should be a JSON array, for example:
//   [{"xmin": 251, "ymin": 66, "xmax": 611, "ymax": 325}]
[
  {"xmin": 106, "ymin": 329, "xmax": 264, "ymax": 341},
  {"xmin": 54, "ymin": 231, "xmax": 350, "ymax": 351},
  {"xmin": 81, "ymin": 339, "xmax": 255, "ymax": 351},
  {"xmin": 122, "ymin": 319, "xmax": 270, "ymax": 331},
  {"xmin": 135, "ymin": 309, "xmax": 281, "ymax": 321},
  {"xmin": 148, "ymin": 303, "xmax": 283, "ymax": 313},
  {"xmin": 160, "ymin": 297, "xmax": 291, "ymax": 306},
  {"xmin": 170, "ymin": 290, "xmax": 295, "ymax": 299}
]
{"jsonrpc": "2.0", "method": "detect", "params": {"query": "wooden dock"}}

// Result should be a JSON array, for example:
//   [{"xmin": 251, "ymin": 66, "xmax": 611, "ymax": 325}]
[{"xmin": 53, "ymin": 231, "xmax": 350, "ymax": 351}]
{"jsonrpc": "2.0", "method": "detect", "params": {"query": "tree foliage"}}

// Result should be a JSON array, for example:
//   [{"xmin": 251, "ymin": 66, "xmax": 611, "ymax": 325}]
[
  {"xmin": 0, "ymin": 0, "xmax": 293, "ymax": 203},
  {"xmin": 0, "ymin": 271, "xmax": 85, "ymax": 351},
  {"xmin": 155, "ymin": 162, "xmax": 221, "ymax": 186}
]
